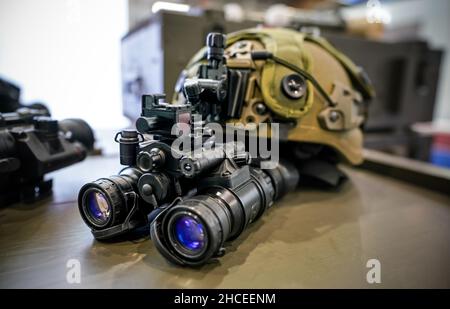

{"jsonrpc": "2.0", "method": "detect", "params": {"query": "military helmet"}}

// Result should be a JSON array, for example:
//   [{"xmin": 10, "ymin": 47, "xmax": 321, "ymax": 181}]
[{"xmin": 175, "ymin": 28, "xmax": 375, "ymax": 165}]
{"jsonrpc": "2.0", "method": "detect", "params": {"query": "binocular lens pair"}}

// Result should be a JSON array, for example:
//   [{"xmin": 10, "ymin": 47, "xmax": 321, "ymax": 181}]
[{"xmin": 78, "ymin": 159, "xmax": 299, "ymax": 266}]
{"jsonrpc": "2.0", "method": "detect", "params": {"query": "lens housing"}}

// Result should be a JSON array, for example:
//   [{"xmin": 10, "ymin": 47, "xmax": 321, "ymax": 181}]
[
  {"xmin": 150, "ymin": 165, "xmax": 284, "ymax": 266},
  {"xmin": 78, "ymin": 167, "xmax": 143, "ymax": 236},
  {"xmin": 151, "ymin": 196, "xmax": 224, "ymax": 266},
  {"xmin": 59, "ymin": 118, "xmax": 95, "ymax": 151}
]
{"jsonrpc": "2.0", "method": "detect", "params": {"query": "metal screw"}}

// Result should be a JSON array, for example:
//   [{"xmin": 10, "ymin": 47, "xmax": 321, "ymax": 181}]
[
  {"xmin": 329, "ymin": 111, "xmax": 340, "ymax": 122},
  {"xmin": 142, "ymin": 184, "xmax": 153, "ymax": 196},
  {"xmin": 281, "ymin": 74, "xmax": 306, "ymax": 99},
  {"xmin": 237, "ymin": 41, "xmax": 247, "ymax": 48},
  {"xmin": 183, "ymin": 163, "xmax": 192, "ymax": 171},
  {"xmin": 255, "ymin": 103, "xmax": 267, "ymax": 115}
]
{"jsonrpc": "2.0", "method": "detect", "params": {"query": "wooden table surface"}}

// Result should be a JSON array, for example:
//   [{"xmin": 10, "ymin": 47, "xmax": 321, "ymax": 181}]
[{"xmin": 0, "ymin": 155, "xmax": 449, "ymax": 288}]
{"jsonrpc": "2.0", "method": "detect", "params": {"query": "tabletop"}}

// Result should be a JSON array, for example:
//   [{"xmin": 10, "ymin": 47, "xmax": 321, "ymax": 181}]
[{"xmin": 0, "ymin": 155, "xmax": 449, "ymax": 288}]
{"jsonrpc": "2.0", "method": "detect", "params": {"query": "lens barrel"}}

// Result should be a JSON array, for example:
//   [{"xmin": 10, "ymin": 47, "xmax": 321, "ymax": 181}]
[
  {"xmin": 78, "ymin": 167, "xmax": 144, "ymax": 238},
  {"xmin": 150, "ymin": 161, "xmax": 299, "ymax": 266},
  {"xmin": 58, "ymin": 118, "xmax": 95, "ymax": 151}
]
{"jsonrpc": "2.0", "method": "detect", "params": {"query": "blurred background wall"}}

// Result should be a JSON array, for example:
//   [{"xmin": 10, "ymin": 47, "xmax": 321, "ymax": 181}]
[
  {"xmin": 341, "ymin": 0, "xmax": 450, "ymax": 123},
  {"xmin": 0, "ymin": 0, "xmax": 450, "ymax": 164},
  {"xmin": 0, "ymin": 0, "xmax": 449, "ymax": 129}
]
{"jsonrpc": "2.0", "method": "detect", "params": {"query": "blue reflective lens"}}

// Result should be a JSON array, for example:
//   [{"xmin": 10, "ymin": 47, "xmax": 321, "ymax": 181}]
[
  {"xmin": 174, "ymin": 215, "xmax": 206, "ymax": 251},
  {"xmin": 86, "ymin": 191, "xmax": 111, "ymax": 223}
]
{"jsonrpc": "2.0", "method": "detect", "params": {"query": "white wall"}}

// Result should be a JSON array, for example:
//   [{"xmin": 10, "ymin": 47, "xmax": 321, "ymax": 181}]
[{"xmin": 0, "ymin": 0, "xmax": 129, "ymax": 129}]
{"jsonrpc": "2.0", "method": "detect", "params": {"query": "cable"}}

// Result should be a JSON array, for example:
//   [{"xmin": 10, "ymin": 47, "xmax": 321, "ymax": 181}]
[{"xmin": 251, "ymin": 51, "xmax": 335, "ymax": 106}]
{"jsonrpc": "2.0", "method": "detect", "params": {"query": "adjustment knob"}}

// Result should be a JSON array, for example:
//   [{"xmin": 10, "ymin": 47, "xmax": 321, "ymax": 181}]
[
  {"xmin": 183, "ymin": 79, "xmax": 201, "ymax": 104},
  {"xmin": 207, "ymin": 33, "xmax": 225, "ymax": 49}
]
